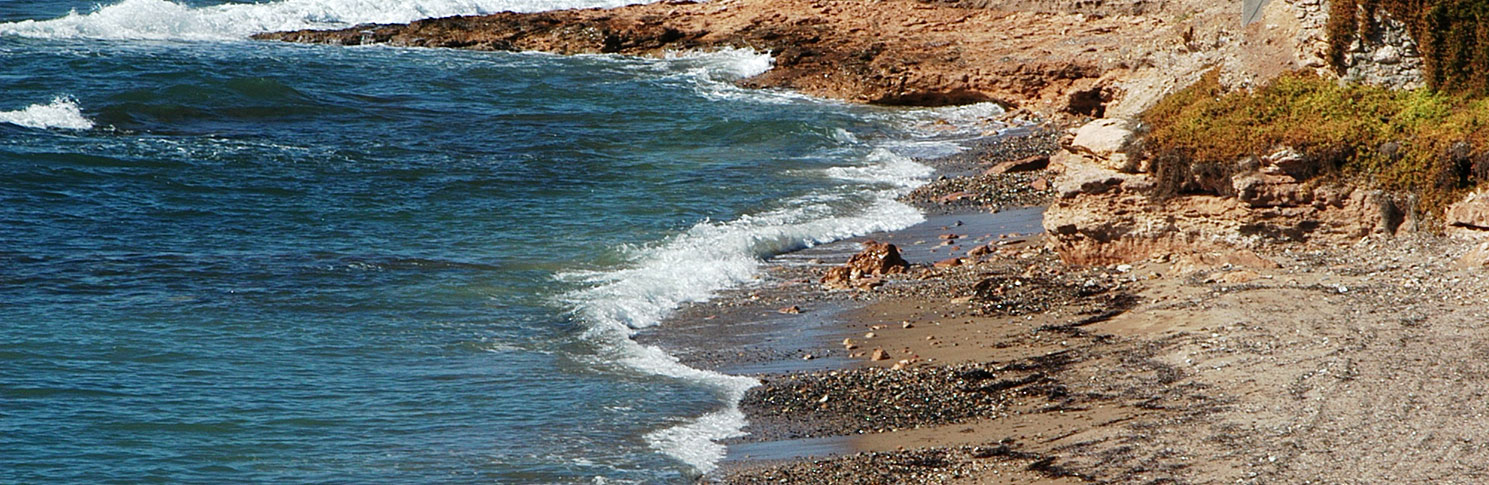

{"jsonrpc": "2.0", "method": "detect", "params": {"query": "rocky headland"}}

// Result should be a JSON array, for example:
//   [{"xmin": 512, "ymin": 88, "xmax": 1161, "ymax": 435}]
[{"xmin": 256, "ymin": 0, "xmax": 1489, "ymax": 481}]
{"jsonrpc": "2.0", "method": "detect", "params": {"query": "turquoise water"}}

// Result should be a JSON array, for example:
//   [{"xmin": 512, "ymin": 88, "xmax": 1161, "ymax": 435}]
[{"xmin": 0, "ymin": 1, "xmax": 998, "ymax": 482}]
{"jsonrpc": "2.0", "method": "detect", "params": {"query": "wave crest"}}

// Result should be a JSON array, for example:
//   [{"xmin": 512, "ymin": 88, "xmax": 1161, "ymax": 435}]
[
  {"xmin": 0, "ymin": 0, "xmax": 652, "ymax": 41},
  {"xmin": 559, "ymin": 148, "xmax": 930, "ymax": 473},
  {"xmin": 0, "ymin": 96, "xmax": 95, "ymax": 130}
]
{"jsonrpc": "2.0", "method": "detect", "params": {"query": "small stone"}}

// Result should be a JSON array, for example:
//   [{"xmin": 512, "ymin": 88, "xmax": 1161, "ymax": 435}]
[
  {"xmin": 865, "ymin": 332, "xmax": 876, "ymax": 339},
  {"xmin": 871, "ymin": 348, "xmax": 890, "ymax": 361},
  {"xmin": 1030, "ymin": 177, "xmax": 1050, "ymax": 191},
  {"xmin": 843, "ymin": 337, "xmax": 857, "ymax": 349},
  {"xmin": 938, "ymin": 191, "xmax": 976, "ymax": 203},
  {"xmin": 934, "ymin": 257, "xmax": 963, "ymax": 268},
  {"xmin": 778, "ymin": 305, "xmax": 802, "ymax": 314},
  {"xmin": 902, "ymin": 321, "xmax": 914, "ymax": 328},
  {"xmin": 985, "ymin": 154, "xmax": 1050, "ymax": 175},
  {"xmin": 1218, "ymin": 270, "xmax": 1260, "ymax": 284}
]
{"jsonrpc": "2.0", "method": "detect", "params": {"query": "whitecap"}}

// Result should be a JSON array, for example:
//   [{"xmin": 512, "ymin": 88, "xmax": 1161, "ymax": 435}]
[
  {"xmin": 558, "ymin": 146, "xmax": 931, "ymax": 473},
  {"xmin": 0, "ymin": 96, "xmax": 94, "ymax": 130},
  {"xmin": 0, "ymin": 0, "xmax": 654, "ymax": 41}
]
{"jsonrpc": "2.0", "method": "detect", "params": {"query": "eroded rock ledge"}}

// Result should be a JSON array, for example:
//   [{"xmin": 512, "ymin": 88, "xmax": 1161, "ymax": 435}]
[{"xmin": 1044, "ymin": 118, "xmax": 1422, "ymax": 266}]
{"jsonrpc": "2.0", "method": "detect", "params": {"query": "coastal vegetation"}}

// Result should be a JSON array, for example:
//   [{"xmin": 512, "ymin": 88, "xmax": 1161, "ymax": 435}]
[{"xmin": 1141, "ymin": 69, "xmax": 1489, "ymax": 214}]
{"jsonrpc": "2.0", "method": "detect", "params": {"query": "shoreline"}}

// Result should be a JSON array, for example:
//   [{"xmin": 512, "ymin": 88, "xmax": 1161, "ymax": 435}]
[
  {"xmin": 642, "ymin": 123, "xmax": 1489, "ymax": 483},
  {"xmin": 633, "ymin": 127, "xmax": 1068, "ymax": 478},
  {"xmin": 245, "ymin": 0, "xmax": 1489, "ymax": 481}
]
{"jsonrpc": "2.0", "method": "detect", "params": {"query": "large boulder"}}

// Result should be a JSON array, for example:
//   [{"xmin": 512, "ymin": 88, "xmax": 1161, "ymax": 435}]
[
  {"xmin": 1446, "ymin": 191, "xmax": 1489, "ymax": 239},
  {"xmin": 821, "ymin": 240, "xmax": 910, "ymax": 290},
  {"xmin": 1070, "ymin": 118, "xmax": 1140, "ymax": 173}
]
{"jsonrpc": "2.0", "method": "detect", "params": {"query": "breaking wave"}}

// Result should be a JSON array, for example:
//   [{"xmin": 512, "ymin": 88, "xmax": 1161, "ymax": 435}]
[
  {"xmin": 0, "ymin": 96, "xmax": 95, "ymax": 130},
  {"xmin": 0, "ymin": 0, "xmax": 652, "ymax": 41}
]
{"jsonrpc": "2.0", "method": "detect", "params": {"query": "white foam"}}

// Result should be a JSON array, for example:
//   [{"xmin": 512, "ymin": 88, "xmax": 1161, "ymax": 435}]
[
  {"xmin": 885, "ymin": 101, "xmax": 1008, "ymax": 135},
  {"xmin": 651, "ymin": 48, "xmax": 819, "ymax": 105},
  {"xmin": 559, "ymin": 149, "xmax": 931, "ymax": 473},
  {"xmin": 824, "ymin": 147, "xmax": 935, "ymax": 188},
  {"xmin": 0, "ymin": 0, "xmax": 653, "ymax": 41},
  {"xmin": 664, "ymin": 48, "xmax": 774, "ymax": 81},
  {"xmin": 0, "ymin": 96, "xmax": 94, "ymax": 130}
]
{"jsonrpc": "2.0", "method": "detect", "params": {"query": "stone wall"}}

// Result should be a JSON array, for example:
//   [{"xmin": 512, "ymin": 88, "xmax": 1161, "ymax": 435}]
[{"xmin": 1284, "ymin": 0, "xmax": 1423, "ymax": 89}]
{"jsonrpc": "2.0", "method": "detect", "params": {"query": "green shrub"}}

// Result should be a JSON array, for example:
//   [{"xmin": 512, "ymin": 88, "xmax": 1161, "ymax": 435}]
[{"xmin": 1140, "ymin": 70, "xmax": 1489, "ymax": 215}]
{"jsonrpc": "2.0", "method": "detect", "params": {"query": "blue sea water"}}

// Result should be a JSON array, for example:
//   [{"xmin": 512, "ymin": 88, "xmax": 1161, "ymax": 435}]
[{"xmin": 0, "ymin": 1, "xmax": 1002, "ymax": 482}]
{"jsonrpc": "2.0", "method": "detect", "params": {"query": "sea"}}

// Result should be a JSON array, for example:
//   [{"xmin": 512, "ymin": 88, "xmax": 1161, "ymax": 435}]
[{"xmin": 0, "ymin": 0, "xmax": 1004, "ymax": 482}]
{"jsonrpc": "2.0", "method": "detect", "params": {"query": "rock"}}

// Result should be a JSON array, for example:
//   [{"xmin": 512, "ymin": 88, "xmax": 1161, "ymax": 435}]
[
  {"xmin": 902, "ymin": 321, "xmax": 914, "ymax": 328},
  {"xmin": 967, "ymin": 244, "xmax": 993, "ymax": 258},
  {"xmin": 778, "ymin": 305, "xmax": 802, "ymax": 314},
  {"xmin": 985, "ymin": 154, "xmax": 1050, "ymax": 175},
  {"xmin": 1232, "ymin": 171, "xmax": 1311, "ymax": 208},
  {"xmin": 1446, "ymin": 191, "xmax": 1489, "ymax": 238},
  {"xmin": 865, "ymin": 332, "xmax": 876, "ymax": 338},
  {"xmin": 938, "ymin": 191, "xmax": 977, "ymax": 203},
  {"xmin": 1456, "ymin": 242, "xmax": 1489, "ymax": 268},
  {"xmin": 1260, "ymin": 146, "xmax": 1311, "ymax": 177},
  {"xmin": 1070, "ymin": 118, "xmax": 1140, "ymax": 173},
  {"xmin": 871, "ymin": 348, "xmax": 891, "ymax": 361},
  {"xmin": 1373, "ymin": 45, "xmax": 1401, "ymax": 64},
  {"xmin": 843, "ymin": 338, "xmax": 858, "ymax": 350},
  {"xmin": 934, "ymin": 257, "xmax": 963, "ymax": 268},
  {"xmin": 1030, "ymin": 177, "xmax": 1050, "ymax": 191},
  {"xmin": 1217, "ymin": 270, "xmax": 1261, "ymax": 284},
  {"xmin": 1052, "ymin": 151, "xmax": 1149, "ymax": 199},
  {"xmin": 821, "ymin": 240, "xmax": 910, "ymax": 289},
  {"xmin": 939, "ymin": 233, "xmax": 960, "ymax": 240}
]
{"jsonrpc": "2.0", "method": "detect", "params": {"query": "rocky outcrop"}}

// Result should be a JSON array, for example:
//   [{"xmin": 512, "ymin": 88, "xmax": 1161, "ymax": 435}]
[
  {"xmin": 1044, "ymin": 119, "xmax": 1415, "ymax": 265},
  {"xmin": 254, "ymin": 0, "xmax": 1226, "ymax": 114},
  {"xmin": 1070, "ymin": 118, "xmax": 1140, "ymax": 173},
  {"xmin": 1446, "ymin": 191, "xmax": 1489, "ymax": 240},
  {"xmin": 821, "ymin": 241, "xmax": 910, "ymax": 290}
]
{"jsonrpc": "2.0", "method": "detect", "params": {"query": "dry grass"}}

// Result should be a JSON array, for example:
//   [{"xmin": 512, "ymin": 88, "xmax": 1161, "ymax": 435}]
[{"xmin": 1140, "ymin": 70, "xmax": 1489, "ymax": 215}]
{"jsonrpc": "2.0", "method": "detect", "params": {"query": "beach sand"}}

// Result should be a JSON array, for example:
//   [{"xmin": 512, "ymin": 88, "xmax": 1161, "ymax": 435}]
[{"xmin": 632, "ymin": 127, "xmax": 1489, "ymax": 483}]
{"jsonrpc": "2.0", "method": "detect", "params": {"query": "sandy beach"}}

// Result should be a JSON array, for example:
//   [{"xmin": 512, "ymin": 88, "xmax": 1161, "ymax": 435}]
[{"xmin": 629, "ymin": 127, "xmax": 1489, "ymax": 483}]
